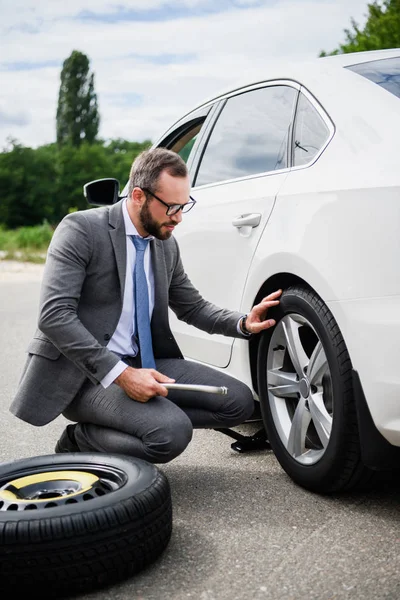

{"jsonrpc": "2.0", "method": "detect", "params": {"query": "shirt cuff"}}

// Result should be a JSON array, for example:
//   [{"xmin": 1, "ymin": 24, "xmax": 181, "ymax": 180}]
[
  {"xmin": 100, "ymin": 361, "xmax": 129, "ymax": 388},
  {"xmin": 237, "ymin": 315, "xmax": 251, "ymax": 337}
]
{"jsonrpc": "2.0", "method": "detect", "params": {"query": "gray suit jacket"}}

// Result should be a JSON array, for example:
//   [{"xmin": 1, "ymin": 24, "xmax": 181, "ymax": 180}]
[{"xmin": 10, "ymin": 200, "xmax": 245, "ymax": 426}]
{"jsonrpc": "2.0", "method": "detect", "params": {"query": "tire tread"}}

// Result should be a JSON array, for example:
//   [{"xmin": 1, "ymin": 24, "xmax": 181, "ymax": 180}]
[
  {"xmin": 0, "ymin": 459, "xmax": 172, "ymax": 596},
  {"xmin": 259, "ymin": 284, "xmax": 377, "ymax": 494}
]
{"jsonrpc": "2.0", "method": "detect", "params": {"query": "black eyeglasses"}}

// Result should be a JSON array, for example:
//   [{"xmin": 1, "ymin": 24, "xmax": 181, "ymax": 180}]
[{"xmin": 141, "ymin": 187, "xmax": 196, "ymax": 216}]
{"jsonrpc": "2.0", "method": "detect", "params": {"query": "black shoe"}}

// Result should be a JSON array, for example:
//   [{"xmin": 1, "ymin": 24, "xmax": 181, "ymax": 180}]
[{"xmin": 55, "ymin": 424, "xmax": 80, "ymax": 453}]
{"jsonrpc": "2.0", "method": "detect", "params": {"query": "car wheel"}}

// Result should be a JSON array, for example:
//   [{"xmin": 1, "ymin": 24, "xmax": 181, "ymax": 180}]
[
  {"xmin": 0, "ymin": 453, "xmax": 172, "ymax": 596},
  {"xmin": 257, "ymin": 285, "xmax": 374, "ymax": 494}
]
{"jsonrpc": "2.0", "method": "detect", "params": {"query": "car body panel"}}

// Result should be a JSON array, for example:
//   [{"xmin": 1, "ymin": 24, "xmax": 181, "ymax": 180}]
[
  {"xmin": 165, "ymin": 50, "xmax": 400, "ymax": 446},
  {"xmin": 168, "ymin": 169, "xmax": 290, "ymax": 367},
  {"xmin": 326, "ymin": 295, "xmax": 400, "ymax": 445}
]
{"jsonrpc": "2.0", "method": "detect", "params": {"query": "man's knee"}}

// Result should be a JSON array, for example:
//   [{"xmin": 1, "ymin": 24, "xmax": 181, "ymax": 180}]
[
  {"xmin": 144, "ymin": 415, "xmax": 193, "ymax": 464},
  {"xmin": 218, "ymin": 383, "xmax": 255, "ymax": 427}
]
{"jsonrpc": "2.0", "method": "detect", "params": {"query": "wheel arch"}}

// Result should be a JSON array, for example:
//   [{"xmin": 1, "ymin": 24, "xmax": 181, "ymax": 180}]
[
  {"xmin": 247, "ymin": 276, "xmax": 400, "ymax": 475},
  {"xmin": 248, "ymin": 272, "xmax": 318, "ymax": 394}
]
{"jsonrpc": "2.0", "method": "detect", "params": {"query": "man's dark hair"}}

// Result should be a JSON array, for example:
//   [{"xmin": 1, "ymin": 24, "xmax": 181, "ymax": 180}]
[{"xmin": 128, "ymin": 148, "xmax": 188, "ymax": 198}]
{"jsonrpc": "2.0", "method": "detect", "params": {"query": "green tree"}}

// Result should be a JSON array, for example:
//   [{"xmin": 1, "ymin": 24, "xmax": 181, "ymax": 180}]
[
  {"xmin": 54, "ymin": 139, "xmax": 152, "ymax": 218},
  {"xmin": 55, "ymin": 142, "xmax": 111, "ymax": 218},
  {"xmin": 0, "ymin": 139, "xmax": 57, "ymax": 228},
  {"xmin": 320, "ymin": 0, "xmax": 400, "ymax": 56},
  {"xmin": 56, "ymin": 50, "xmax": 100, "ymax": 146},
  {"xmin": 0, "ymin": 137, "xmax": 154, "ymax": 229},
  {"xmin": 103, "ymin": 138, "xmax": 152, "ymax": 186}
]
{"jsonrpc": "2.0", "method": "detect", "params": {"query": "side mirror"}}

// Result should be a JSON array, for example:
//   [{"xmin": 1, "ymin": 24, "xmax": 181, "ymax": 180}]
[{"xmin": 83, "ymin": 178, "xmax": 122, "ymax": 206}]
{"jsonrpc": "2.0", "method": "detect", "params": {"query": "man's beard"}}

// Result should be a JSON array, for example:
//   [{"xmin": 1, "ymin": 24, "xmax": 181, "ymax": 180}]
[{"xmin": 139, "ymin": 200, "xmax": 174, "ymax": 240}]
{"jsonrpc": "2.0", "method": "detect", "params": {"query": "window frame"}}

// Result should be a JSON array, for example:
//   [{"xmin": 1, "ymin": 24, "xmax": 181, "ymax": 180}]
[
  {"xmin": 290, "ymin": 85, "xmax": 335, "ymax": 171},
  {"xmin": 120, "ymin": 104, "xmax": 218, "ymax": 197},
  {"xmin": 153, "ymin": 103, "xmax": 219, "ymax": 183},
  {"xmin": 191, "ymin": 79, "xmax": 301, "ymax": 189}
]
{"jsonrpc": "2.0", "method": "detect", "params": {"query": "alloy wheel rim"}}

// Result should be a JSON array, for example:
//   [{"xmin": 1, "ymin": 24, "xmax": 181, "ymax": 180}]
[{"xmin": 266, "ymin": 313, "xmax": 333, "ymax": 465}]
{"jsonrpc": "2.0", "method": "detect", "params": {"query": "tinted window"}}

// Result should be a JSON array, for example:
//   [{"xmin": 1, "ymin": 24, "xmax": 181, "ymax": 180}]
[
  {"xmin": 169, "ymin": 123, "xmax": 203, "ymax": 163},
  {"xmin": 346, "ymin": 56, "xmax": 400, "ymax": 99},
  {"xmin": 177, "ymin": 133, "xmax": 198, "ymax": 162},
  {"xmin": 293, "ymin": 93, "xmax": 330, "ymax": 167},
  {"xmin": 195, "ymin": 85, "xmax": 297, "ymax": 187}
]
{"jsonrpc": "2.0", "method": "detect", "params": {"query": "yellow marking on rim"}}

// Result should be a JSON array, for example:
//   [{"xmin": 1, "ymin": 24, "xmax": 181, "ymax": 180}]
[
  {"xmin": 0, "ymin": 471, "xmax": 99, "ymax": 503},
  {"xmin": 0, "ymin": 490, "xmax": 18, "ymax": 502}
]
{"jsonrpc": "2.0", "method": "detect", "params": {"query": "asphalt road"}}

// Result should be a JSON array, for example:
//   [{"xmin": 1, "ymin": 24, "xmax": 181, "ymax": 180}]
[{"xmin": 0, "ymin": 263, "xmax": 399, "ymax": 600}]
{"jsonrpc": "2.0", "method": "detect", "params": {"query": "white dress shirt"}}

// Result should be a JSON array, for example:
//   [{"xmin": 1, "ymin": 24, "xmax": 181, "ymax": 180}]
[{"xmin": 100, "ymin": 199, "xmax": 155, "ymax": 388}]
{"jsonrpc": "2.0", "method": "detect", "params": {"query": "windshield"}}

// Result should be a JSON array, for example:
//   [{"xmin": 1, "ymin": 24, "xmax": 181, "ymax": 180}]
[{"xmin": 346, "ymin": 56, "xmax": 400, "ymax": 99}]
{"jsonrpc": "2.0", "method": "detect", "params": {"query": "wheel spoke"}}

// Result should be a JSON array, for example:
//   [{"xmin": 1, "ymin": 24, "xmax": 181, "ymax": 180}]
[
  {"xmin": 307, "ymin": 342, "xmax": 328, "ymax": 385},
  {"xmin": 287, "ymin": 397, "xmax": 311, "ymax": 457},
  {"xmin": 308, "ymin": 391, "xmax": 332, "ymax": 448},
  {"xmin": 268, "ymin": 369, "xmax": 300, "ymax": 398},
  {"xmin": 282, "ymin": 317, "xmax": 309, "ymax": 379}
]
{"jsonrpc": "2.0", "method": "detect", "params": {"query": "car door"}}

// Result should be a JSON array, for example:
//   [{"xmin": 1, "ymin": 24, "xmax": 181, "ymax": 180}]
[{"xmin": 169, "ymin": 82, "xmax": 299, "ymax": 368}]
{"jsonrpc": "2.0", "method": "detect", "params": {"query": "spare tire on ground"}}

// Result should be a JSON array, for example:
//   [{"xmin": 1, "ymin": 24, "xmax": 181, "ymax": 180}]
[{"xmin": 0, "ymin": 453, "xmax": 172, "ymax": 597}]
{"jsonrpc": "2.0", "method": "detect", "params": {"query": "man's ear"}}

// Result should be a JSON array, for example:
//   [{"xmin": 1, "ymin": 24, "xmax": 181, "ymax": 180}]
[{"xmin": 131, "ymin": 187, "xmax": 144, "ymax": 205}]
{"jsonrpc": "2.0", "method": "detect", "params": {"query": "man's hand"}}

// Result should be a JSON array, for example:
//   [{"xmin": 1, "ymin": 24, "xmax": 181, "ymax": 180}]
[
  {"xmin": 244, "ymin": 289, "xmax": 282, "ymax": 334},
  {"xmin": 114, "ymin": 367, "xmax": 175, "ymax": 402}
]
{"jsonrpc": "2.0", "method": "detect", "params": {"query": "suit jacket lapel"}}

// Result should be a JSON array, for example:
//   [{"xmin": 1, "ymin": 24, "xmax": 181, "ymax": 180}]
[
  {"xmin": 151, "ymin": 238, "xmax": 168, "ymax": 319},
  {"xmin": 108, "ymin": 201, "xmax": 127, "ymax": 299},
  {"xmin": 150, "ymin": 237, "xmax": 183, "ymax": 359}
]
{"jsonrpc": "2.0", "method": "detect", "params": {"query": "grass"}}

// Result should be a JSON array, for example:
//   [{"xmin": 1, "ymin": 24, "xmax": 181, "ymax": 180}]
[{"xmin": 0, "ymin": 222, "xmax": 53, "ymax": 263}]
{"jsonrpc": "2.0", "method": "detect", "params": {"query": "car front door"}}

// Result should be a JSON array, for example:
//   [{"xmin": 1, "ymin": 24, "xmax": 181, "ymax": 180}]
[{"xmin": 169, "ymin": 82, "xmax": 299, "ymax": 367}]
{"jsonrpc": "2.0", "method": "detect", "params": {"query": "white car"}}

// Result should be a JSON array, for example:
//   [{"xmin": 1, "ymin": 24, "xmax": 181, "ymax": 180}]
[{"xmin": 85, "ymin": 48, "xmax": 400, "ymax": 494}]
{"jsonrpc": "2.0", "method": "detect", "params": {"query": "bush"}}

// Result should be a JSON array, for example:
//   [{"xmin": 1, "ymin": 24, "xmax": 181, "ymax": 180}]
[
  {"xmin": 13, "ymin": 222, "xmax": 54, "ymax": 249},
  {"xmin": 0, "ymin": 222, "xmax": 53, "ymax": 262},
  {"xmin": 0, "ymin": 137, "xmax": 152, "ymax": 228}
]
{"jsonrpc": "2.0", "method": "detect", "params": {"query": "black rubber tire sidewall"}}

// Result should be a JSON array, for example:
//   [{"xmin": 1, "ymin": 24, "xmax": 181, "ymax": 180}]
[
  {"xmin": 0, "ymin": 453, "xmax": 173, "ymax": 595},
  {"xmin": 257, "ymin": 287, "xmax": 360, "ymax": 493},
  {"xmin": 0, "ymin": 453, "xmax": 163, "ymax": 519}
]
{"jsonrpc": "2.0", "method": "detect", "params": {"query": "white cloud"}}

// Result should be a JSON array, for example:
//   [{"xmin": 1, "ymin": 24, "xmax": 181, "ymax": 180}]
[{"xmin": 0, "ymin": 0, "xmax": 370, "ymax": 148}]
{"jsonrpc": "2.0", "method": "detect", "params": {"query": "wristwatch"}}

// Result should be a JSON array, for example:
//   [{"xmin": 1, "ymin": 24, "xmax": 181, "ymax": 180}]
[{"xmin": 240, "ymin": 314, "xmax": 252, "ymax": 336}]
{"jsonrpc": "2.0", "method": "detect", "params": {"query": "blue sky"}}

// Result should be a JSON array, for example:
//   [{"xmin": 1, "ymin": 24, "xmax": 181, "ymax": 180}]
[{"xmin": 0, "ymin": 0, "xmax": 369, "ymax": 149}]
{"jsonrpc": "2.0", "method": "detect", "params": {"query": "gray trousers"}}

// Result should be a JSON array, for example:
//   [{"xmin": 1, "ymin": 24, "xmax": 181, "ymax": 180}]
[{"xmin": 63, "ymin": 357, "xmax": 255, "ymax": 463}]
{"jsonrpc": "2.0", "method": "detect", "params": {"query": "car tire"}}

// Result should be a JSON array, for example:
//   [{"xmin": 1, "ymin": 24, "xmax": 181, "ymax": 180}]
[
  {"xmin": 0, "ymin": 453, "xmax": 172, "ymax": 596},
  {"xmin": 257, "ymin": 285, "xmax": 375, "ymax": 494}
]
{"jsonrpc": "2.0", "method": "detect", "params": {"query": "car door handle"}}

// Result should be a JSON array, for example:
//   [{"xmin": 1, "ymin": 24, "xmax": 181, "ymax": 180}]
[{"xmin": 232, "ymin": 213, "xmax": 262, "ymax": 228}]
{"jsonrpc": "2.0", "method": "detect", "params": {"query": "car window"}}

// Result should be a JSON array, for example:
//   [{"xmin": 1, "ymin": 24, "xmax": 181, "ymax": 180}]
[
  {"xmin": 119, "ymin": 108, "xmax": 212, "ymax": 198},
  {"xmin": 293, "ymin": 93, "xmax": 330, "ymax": 167},
  {"xmin": 346, "ymin": 56, "xmax": 400, "ymax": 99},
  {"xmin": 156, "ymin": 104, "xmax": 213, "ymax": 165},
  {"xmin": 195, "ymin": 85, "xmax": 297, "ymax": 187},
  {"xmin": 169, "ymin": 124, "xmax": 201, "ymax": 163}
]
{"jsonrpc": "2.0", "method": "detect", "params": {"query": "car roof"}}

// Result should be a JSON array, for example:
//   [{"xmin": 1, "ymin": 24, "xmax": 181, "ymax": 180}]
[
  {"xmin": 317, "ymin": 47, "xmax": 400, "ymax": 66},
  {"xmin": 177, "ymin": 48, "xmax": 400, "ymax": 118}
]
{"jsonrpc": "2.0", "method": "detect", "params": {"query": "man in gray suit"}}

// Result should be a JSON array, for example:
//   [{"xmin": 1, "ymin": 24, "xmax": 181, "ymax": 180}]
[{"xmin": 10, "ymin": 148, "xmax": 281, "ymax": 463}]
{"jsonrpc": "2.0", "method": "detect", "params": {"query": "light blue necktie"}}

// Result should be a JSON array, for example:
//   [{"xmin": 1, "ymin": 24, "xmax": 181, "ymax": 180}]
[{"xmin": 131, "ymin": 236, "xmax": 156, "ymax": 369}]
